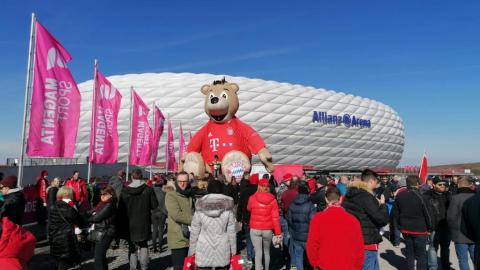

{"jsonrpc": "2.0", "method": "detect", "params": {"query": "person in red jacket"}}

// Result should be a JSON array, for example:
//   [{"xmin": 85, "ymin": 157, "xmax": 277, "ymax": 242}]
[
  {"xmin": 64, "ymin": 170, "xmax": 88, "ymax": 210},
  {"xmin": 35, "ymin": 170, "xmax": 49, "ymax": 225},
  {"xmin": 247, "ymin": 179, "xmax": 282, "ymax": 270},
  {"xmin": 306, "ymin": 186, "xmax": 364, "ymax": 270},
  {"xmin": 0, "ymin": 217, "xmax": 36, "ymax": 270}
]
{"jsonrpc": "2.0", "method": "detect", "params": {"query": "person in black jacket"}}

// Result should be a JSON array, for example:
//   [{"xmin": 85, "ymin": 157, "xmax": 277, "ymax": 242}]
[
  {"xmin": 342, "ymin": 169, "xmax": 389, "ymax": 270},
  {"xmin": 461, "ymin": 190, "xmax": 480, "ymax": 270},
  {"xmin": 0, "ymin": 176, "xmax": 26, "ymax": 225},
  {"xmin": 48, "ymin": 186, "xmax": 83, "ymax": 270},
  {"xmin": 223, "ymin": 176, "xmax": 240, "ymax": 205},
  {"xmin": 287, "ymin": 182, "xmax": 316, "ymax": 270},
  {"xmin": 392, "ymin": 176, "xmax": 433, "ymax": 270},
  {"xmin": 88, "ymin": 186, "xmax": 117, "ymax": 270},
  {"xmin": 423, "ymin": 176, "xmax": 451, "ymax": 270},
  {"xmin": 117, "ymin": 169, "xmax": 158, "ymax": 270},
  {"xmin": 151, "ymin": 179, "xmax": 170, "ymax": 253},
  {"xmin": 237, "ymin": 173, "xmax": 258, "ymax": 263},
  {"xmin": 309, "ymin": 175, "xmax": 328, "ymax": 212}
]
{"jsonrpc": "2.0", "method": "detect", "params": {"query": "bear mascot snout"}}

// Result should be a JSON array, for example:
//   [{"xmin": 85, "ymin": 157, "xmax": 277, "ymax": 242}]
[{"xmin": 179, "ymin": 78, "xmax": 274, "ymax": 180}]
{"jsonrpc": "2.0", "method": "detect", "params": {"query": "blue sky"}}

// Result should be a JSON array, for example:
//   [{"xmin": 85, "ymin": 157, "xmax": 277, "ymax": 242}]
[{"xmin": 0, "ymin": 1, "xmax": 478, "ymax": 166}]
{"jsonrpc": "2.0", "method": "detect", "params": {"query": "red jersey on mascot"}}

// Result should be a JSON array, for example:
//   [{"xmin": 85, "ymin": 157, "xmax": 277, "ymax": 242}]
[{"xmin": 182, "ymin": 78, "xmax": 274, "ymax": 179}]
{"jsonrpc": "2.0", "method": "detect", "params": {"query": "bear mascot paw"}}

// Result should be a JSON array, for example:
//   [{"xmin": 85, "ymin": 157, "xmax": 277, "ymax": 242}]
[{"xmin": 179, "ymin": 78, "xmax": 274, "ymax": 180}]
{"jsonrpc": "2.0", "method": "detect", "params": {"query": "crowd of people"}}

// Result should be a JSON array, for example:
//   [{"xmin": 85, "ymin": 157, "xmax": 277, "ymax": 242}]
[{"xmin": 0, "ymin": 168, "xmax": 479, "ymax": 270}]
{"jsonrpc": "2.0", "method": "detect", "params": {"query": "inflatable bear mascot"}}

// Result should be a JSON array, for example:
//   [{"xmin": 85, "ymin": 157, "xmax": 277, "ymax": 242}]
[{"xmin": 180, "ymin": 78, "xmax": 274, "ymax": 180}]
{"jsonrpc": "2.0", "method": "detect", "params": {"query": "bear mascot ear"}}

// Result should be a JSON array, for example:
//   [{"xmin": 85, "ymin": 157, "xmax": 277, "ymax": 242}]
[
  {"xmin": 228, "ymin": 83, "xmax": 239, "ymax": 93},
  {"xmin": 201, "ymin": 84, "xmax": 211, "ymax": 95}
]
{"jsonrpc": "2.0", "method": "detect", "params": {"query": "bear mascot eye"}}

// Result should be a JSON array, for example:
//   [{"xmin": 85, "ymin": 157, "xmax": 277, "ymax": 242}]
[
  {"xmin": 221, "ymin": 91, "xmax": 228, "ymax": 99},
  {"xmin": 209, "ymin": 93, "xmax": 215, "ymax": 99}
]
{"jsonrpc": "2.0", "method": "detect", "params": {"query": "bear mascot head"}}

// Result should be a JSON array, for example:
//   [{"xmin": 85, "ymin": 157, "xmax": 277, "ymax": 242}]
[{"xmin": 180, "ymin": 78, "xmax": 274, "ymax": 180}]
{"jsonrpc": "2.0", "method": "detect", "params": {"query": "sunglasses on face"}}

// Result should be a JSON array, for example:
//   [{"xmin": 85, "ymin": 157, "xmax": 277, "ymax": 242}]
[
  {"xmin": 436, "ymin": 183, "xmax": 446, "ymax": 186},
  {"xmin": 178, "ymin": 181, "xmax": 189, "ymax": 183}
]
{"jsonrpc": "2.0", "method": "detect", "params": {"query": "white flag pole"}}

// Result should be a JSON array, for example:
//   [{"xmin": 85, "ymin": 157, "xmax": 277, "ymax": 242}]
[
  {"xmin": 150, "ymin": 101, "xmax": 155, "ymax": 180},
  {"xmin": 126, "ymin": 86, "xmax": 133, "ymax": 180},
  {"xmin": 87, "ymin": 59, "xmax": 98, "ymax": 184},
  {"xmin": 18, "ymin": 13, "xmax": 36, "ymax": 188},
  {"xmin": 165, "ymin": 114, "xmax": 170, "ymax": 174}
]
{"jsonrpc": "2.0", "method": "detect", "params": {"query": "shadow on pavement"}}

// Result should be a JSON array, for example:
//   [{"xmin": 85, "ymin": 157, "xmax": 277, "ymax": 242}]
[{"xmin": 380, "ymin": 249, "xmax": 407, "ymax": 269}]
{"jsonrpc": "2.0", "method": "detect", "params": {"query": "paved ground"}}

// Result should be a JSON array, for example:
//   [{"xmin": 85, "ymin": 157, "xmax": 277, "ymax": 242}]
[{"xmin": 27, "ymin": 224, "xmax": 473, "ymax": 270}]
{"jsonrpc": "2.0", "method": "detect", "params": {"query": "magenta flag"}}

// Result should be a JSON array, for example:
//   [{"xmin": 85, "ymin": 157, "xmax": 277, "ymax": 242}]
[
  {"xmin": 165, "ymin": 120, "xmax": 177, "ymax": 171},
  {"xmin": 26, "ymin": 21, "xmax": 81, "ymax": 157},
  {"xmin": 89, "ymin": 70, "xmax": 122, "ymax": 164},
  {"xmin": 178, "ymin": 123, "xmax": 186, "ymax": 161},
  {"xmin": 151, "ymin": 106, "xmax": 165, "ymax": 164},
  {"xmin": 129, "ymin": 91, "xmax": 153, "ymax": 166}
]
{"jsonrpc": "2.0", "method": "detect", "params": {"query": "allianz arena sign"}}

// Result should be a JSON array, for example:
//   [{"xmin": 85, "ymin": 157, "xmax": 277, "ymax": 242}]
[{"xmin": 76, "ymin": 73, "xmax": 404, "ymax": 170}]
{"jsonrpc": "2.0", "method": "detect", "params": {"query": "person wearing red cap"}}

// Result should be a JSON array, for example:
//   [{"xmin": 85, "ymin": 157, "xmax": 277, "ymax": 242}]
[
  {"xmin": 247, "ymin": 178, "xmax": 282, "ymax": 270},
  {"xmin": 0, "ymin": 176, "xmax": 26, "ymax": 225},
  {"xmin": 35, "ymin": 170, "xmax": 49, "ymax": 225},
  {"xmin": 307, "ymin": 186, "xmax": 364, "ymax": 270}
]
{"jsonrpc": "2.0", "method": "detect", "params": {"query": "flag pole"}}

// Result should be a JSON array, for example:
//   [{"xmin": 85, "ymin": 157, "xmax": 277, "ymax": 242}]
[
  {"xmin": 18, "ymin": 13, "xmax": 36, "ymax": 188},
  {"xmin": 87, "ymin": 59, "xmax": 98, "ymax": 184},
  {"xmin": 150, "ymin": 101, "xmax": 155, "ymax": 180},
  {"xmin": 165, "ymin": 114, "xmax": 170, "ymax": 174},
  {"xmin": 126, "ymin": 87, "xmax": 133, "ymax": 180}
]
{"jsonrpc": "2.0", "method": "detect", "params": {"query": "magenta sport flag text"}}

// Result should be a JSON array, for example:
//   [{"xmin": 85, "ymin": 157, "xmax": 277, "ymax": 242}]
[
  {"xmin": 129, "ymin": 91, "xmax": 153, "ymax": 166},
  {"xmin": 165, "ymin": 120, "xmax": 177, "ymax": 171},
  {"xmin": 27, "ymin": 21, "xmax": 81, "ymax": 157},
  {"xmin": 89, "ymin": 70, "xmax": 122, "ymax": 164},
  {"xmin": 151, "ymin": 106, "xmax": 165, "ymax": 164}
]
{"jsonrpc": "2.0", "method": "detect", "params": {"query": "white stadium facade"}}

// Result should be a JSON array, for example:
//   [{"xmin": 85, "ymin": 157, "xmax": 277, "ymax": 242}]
[{"xmin": 75, "ymin": 72, "xmax": 405, "ymax": 171}]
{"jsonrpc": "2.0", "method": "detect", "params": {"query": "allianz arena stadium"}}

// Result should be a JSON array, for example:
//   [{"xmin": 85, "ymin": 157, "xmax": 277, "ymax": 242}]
[{"xmin": 75, "ymin": 73, "xmax": 405, "ymax": 170}]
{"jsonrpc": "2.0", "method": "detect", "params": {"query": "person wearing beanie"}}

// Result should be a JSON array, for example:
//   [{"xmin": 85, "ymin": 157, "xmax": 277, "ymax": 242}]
[
  {"xmin": 423, "ymin": 176, "xmax": 451, "ymax": 270},
  {"xmin": 287, "ymin": 182, "xmax": 316, "ymax": 270},
  {"xmin": 189, "ymin": 179, "xmax": 236, "ymax": 269},
  {"xmin": 310, "ymin": 176, "xmax": 328, "ymax": 212},
  {"xmin": 0, "ymin": 176, "xmax": 26, "ymax": 225},
  {"xmin": 392, "ymin": 175, "xmax": 433, "ymax": 270},
  {"xmin": 276, "ymin": 173, "xmax": 293, "ymax": 211},
  {"xmin": 247, "ymin": 177, "xmax": 282, "ymax": 270},
  {"xmin": 237, "ymin": 173, "xmax": 259, "ymax": 263}
]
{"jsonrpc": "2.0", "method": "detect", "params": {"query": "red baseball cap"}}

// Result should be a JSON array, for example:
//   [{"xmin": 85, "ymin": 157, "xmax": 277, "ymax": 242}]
[
  {"xmin": 282, "ymin": 173, "xmax": 293, "ymax": 182},
  {"xmin": 249, "ymin": 174, "xmax": 259, "ymax": 185},
  {"xmin": 258, "ymin": 179, "xmax": 269, "ymax": 187}
]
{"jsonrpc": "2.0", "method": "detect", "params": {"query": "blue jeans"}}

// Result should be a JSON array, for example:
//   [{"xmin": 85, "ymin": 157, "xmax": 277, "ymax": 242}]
[
  {"xmin": 244, "ymin": 224, "xmax": 255, "ymax": 261},
  {"xmin": 404, "ymin": 234, "xmax": 427, "ymax": 270},
  {"xmin": 291, "ymin": 241, "xmax": 306, "ymax": 270},
  {"xmin": 455, "ymin": 243, "xmax": 475, "ymax": 270},
  {"xmin": 363, "ymin": 250, "xmax": 379, "ymax": 270}
]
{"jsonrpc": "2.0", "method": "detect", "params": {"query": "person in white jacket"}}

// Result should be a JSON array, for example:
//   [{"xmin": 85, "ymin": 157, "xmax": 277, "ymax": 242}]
[{"xmin": 189, "ymin": 180, "xmax": 236, "ymax": 269}]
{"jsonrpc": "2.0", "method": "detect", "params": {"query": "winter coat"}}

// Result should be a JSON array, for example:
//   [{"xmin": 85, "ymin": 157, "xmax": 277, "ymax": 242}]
[
  {"xmin": 108, "ymin": 176, "xmax": 124, "ymax": 201},
  {"xmin": 392, "ymin": 188, "xmax": 433, "ymax": 234},
  {"xmin": 423, "ymin": 189, "xmax": 450, "ymax": 230},
  {"xmin": 462, "ymin": 192, "xmax": 480, "ymax": 270},
  {"xmin": 306, "ymin": 205, "xmax": 364, "ymax": 270},
  {"xmin": 237, "ymin": 184, "xmax": 257, "ymax": 224},
  {"xmin": 281, "ymin": 188, "xmax": 298, "ymax": 216},
  {"xmin": 0, "ymin": 217, "xmax": 36, "ymax": 270},
  {"xmin": 88, "ymin": 199, "xmax": 117, "ymax": 238},
  {"xmin": 35, "ymin": 177, "xmax": 49, "ymax": 204},
  {"xmin": 223, "ymin": 183, "xmax": 239, "ymax": 205},
  {"xmin": 1, "ymin": 189, "xmax": 26, "ymax": 225},
  {"xmin": 247, "ymin": 191, "xmax": 281, "ymax": 235},
  {"xmin": 342, "ymin": 181, "xmax": 389, "ymax": 245},
  {"xmin": 48, "ymin": 201, "xmax": 82, "ymax": 261},
  {"xmin": 64, "ymin": 178, "xmax": 88, "ymax": 206},
  {"xmin": 152, "ymin": 185, "xmax": 168, "ymax": 216},
  {"xmin": 47, "ymin": 186, "xmax": 58, "ymax": 210},
  {"xmin": 447, "ymin": 187, "xmax": 475, "ymax": 243},
  {"xmin": 310, "ymin": 186, "xmax": 327, "ymax": 212},
  {"xmin": 118, "ymin": 183, "xmax": 158, "ymax": 242},
  {"xmin": 165, "ymin": 190, "xmax": 193, "ymax": 249},
  {"xmin": 287, "ymin": 193, "xmax": 316, "ymax": 242},
  {"xmin": 190, "ymin": 194, "xmax": 236, "ymax": 267}
]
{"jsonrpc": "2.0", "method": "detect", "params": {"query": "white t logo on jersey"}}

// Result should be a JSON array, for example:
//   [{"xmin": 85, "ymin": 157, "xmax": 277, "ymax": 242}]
[{"xmin": 209, "ymin": 138, "xmax": 220, "ymax": 152}]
